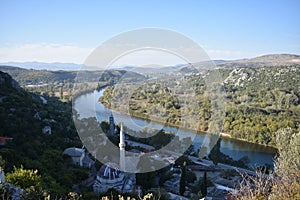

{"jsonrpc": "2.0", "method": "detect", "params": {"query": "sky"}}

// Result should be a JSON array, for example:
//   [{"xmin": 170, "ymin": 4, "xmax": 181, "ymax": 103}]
[{"xmin": 0, "ymin": 0, "xmax": 299, "ymax": 65}]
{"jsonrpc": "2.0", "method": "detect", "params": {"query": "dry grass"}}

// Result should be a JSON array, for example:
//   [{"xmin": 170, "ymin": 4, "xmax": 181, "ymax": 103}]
[{"xmin": 235, "ymin": 163, "xmax": 300, "ymax": 200}]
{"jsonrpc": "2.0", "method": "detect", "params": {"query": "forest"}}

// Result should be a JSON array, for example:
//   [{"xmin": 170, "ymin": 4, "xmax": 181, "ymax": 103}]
[
  {"xmin": 99, "ymin": 65, "xmax": 300, "ymax": 146},
  {"xmin": 0, "ymin": 64, "xmax": 299, "ymax": 199}
]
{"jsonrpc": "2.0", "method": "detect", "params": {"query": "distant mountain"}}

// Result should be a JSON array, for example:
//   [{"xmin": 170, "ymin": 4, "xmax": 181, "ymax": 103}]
[
  {"xmin": 1, "ymin": 54, "xmax": 299, "ymax": 76},
  {"xmin": 0, "ymin": 65, "xmax": 146, "ymax": 85},
  {"xmin": 177, "ymin": 54, "xmax": 300, "ymax": 74},
  {"xmin": 0, "ymin": 61, "xmax": 84, "ymax": 71},
  {"xmin": 178, "ymin": 60, "xmax": 224, "ymax": 74},
  {"xmin": 112, "ymin": 64, "xmax": 183, "ymax": 76},
  {"xmin": 213, "ymin": 60, "xmax": 230, "ymax": 64},
  {"xmin": 217, "ymin": 54, "xmax": 300, "ymax": 68},
  {"xmin": 247, "ymin": 54, "xmax": 300, "ymax": 62}
]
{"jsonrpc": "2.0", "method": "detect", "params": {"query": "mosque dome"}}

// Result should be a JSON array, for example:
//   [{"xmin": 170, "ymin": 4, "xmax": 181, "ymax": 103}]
[{"xmin": 96, "ymin": 162, "xmax": 124, "ymax": 184}]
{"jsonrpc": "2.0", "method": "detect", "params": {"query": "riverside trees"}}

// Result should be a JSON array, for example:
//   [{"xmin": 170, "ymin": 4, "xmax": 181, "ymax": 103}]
[
  {"xmin": 99, "ymin": 66, "xmax": 300, "ymax": 147},
  {"xmin": 236, "ymin": 127, "xmax": 300, "ymax": 199}
]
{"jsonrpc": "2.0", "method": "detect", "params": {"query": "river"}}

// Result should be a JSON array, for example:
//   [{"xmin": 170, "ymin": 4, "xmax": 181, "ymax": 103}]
[{"xmin": 74, "ymin": 89, "xmax": 277, "ymax": 168}]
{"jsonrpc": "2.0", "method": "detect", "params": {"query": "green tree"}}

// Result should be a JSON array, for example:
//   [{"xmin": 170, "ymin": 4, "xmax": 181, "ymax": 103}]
[
  {"xmin": 270, "ymin": 127, "xmax": 300, "ymax": 199},
  {"xmin": 237, "ymin": 128, "xmax": 300, "ymax": 199},
  {"xmin": 100, "ymin": 120, "xmax": 110, "ymax": 133},
  {"xmin": 6, "ymin": 165, "xmax": 42, "ymax": 191},
  {"xmin": 274, "ymin": 127, "xmax": 300, "ymax": 177},
  {"xmin": 186, "ymin": 170, "xmax": 197, "ymax": 183},
  {"xmin": 179, "ymin": 161, "xmax": 186, "ymax": 195},
  {"xmin": 0, "ymin": 155, "xmax": 5, "ymax": 169},
  {"xmin": 60, "ymin": 84, "xmax": 64, "ymax": 100},
  {"xmin": 136, "ymin": 155, "xmax": 157, "ymax": 190},
  {"xmin": 208, "ymin": 138, "xmax": 222, "ymax": 166},
  {"xmin": 201, "ymin": 171, "xmax": 207, "ymax": 197},
  {"xmin": 136, "ymin": 171, "xmax": 157, "ymax": 191},
  {"xmin": 175, "ymin": 155, "xmax": 191, "ymax": 166}
]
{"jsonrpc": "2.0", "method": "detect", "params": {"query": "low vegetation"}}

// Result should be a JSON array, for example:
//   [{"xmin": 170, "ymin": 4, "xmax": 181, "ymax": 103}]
[
  {"xmin": 100, "ymin": 65, "xmax": 300, "ymax": 146},
  {"xmin": 0, "ymin": 63, "xmax": 299, "ymax": 199},
  {"xmin": 236, "ymin": 127, "xmax": 300, "ymax": 199}
]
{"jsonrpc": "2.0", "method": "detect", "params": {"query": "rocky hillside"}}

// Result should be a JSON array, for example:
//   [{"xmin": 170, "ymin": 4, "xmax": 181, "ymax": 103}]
[
  {"xmin": 100, "ymin": 64, "xmax": 300, "ymax": 146},
  {"xmin": 223, "ymin": 65, "xmax": 300, "ymax": 89},
  {"xmin": 178, "ymin": 54, "xmax": 300, "ymax": 74},
  {"xmin": 221, "ymin": 65, "xmax": 300, "ymax": 145},
  {"xmin": 217, "ymin": 54, "xmax": 300, "ymax": 68},
  {"xmin": 0, "ymin": 71, "xmax": 86, "ymax": 195}
]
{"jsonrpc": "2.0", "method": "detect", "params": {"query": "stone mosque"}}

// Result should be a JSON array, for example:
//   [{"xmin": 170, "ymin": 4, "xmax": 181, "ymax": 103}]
[{"xmin": 93, "ymin": 115, "xmax": 136, "ymax": 193}]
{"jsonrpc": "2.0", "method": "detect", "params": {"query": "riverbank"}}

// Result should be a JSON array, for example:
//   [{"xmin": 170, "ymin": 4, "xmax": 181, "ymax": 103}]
[
  {"xmin": 98, "ymin": 97, "xmax": 277, "ymax": 150},
  {"xmin": 72, "ymin": 82, "xmax": 109, "ymax": 100},
  {"xmin": 220, "ymin": 132, "xmax": 277, "ymax": 150},
  {"xmin": 74, "ymin": 89, "xmax": 276, "ymax": 166}
]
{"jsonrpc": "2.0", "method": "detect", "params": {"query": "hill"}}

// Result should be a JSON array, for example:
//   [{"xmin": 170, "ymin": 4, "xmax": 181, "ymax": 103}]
[
  {"xmin": 0, "ymin": 65, "xmax": 146, "ymax": 86},
  {"xmin": 0, "ymin": 71, "xmax": 89, "ymax": 195},
  {"xmin": 0, "ymin": 61, "xmax": 83, "ymax": 71},
  {"xmin": 216, "ymin": 53, "xmax": 300, "ymax": 68},
  {"xmin": 177, "ymin": 54, "xmax": 300, "ymax": 74},
  {"xmin": 100, "ymin": 65, "xmax": 300, "ymax": 146},
  {"xmin": 2, "ymin": 54, "xmax": 299, "ymax": 78}
]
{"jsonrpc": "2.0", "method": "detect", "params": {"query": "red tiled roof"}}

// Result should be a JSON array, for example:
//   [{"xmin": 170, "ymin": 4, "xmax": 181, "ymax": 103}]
[{"xmin": 0, "ymin": 137, "xmax": 13, "ymax": 143}]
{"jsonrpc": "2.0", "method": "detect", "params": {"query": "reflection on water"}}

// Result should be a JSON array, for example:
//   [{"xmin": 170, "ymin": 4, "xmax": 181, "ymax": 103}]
[{"xmin": 74, "ymin": 90, "xmax": 277, "ymax": 167}]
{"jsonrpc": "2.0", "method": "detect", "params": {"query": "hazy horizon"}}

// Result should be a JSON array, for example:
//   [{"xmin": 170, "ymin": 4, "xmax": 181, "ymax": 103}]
[{"xmin": 1, "ymin": 52, "xmax": 299, "ymax": 67}]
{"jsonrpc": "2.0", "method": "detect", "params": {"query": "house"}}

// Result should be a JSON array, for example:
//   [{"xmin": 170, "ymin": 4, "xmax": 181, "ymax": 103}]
[
  {"xmin": 0, "ymin": 167, "xmax": 4, "ymax": 184},
  {"xmin": 34, "ymin": 111, "xmax": 41, "ymax": 120},
  {"xmin": 63, "ymin": 147, "xmax": 85, "ymax": 166},
  {"xmin": 0, "ymin": 137, "xmax": 13, "ymax": 146},
  {"xmin": 63, "ymin": 147, "xmax": 95, "ymax": 168},
  {"xmin": 39, "ymin": 96, "xmax": 47, "ymax": 104},
  {"xmin": 42, "ymin": 126, "xmax": 52, "ymax": 135}
]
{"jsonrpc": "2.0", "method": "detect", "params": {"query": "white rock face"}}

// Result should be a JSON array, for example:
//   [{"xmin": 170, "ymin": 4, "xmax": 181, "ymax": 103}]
[
  {"xmin": 40, "ymin": 96, "xmax": 47, "ymax": 104},
  {"xmin": 42, "ymin": 126, "xmax": 52, "ymax": 135},
  {"xmin": 34, "ymin": 111, "xmax": 41, "ymax": 120}
]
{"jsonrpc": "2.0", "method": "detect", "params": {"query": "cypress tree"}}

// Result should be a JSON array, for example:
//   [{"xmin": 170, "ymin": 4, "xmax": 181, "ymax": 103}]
[
  {"xmin": 201, "ymin": 171, "xmax": 207, "ymax": 197},
  {"xmin": 208, "ymin": 137, "xmax": 222, "ymax": 165},
  {"xmin": 60, "ymin": 85, "xmax": 64, "ymax": 100},
  {"xmin": 179, "ymin": 161, "xmax": 186, "ymax": 195}
]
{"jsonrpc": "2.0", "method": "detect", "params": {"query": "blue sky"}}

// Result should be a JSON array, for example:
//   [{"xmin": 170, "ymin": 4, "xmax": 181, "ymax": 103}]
[{"xmin": 0, "ymin": 0, "xmax": 299, "ymax": 63}]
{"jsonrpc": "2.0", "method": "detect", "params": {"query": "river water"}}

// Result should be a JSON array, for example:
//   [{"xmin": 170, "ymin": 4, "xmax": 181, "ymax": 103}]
[{"xmin": 74, "ymin": 90, "xmax": 277, "ymax": 168}]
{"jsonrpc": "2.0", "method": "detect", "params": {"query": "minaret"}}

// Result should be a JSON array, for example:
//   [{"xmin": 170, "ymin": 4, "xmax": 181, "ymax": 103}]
[{"xmin": 119, "ymin": 122, "xmax": 126, "ymax": 171}]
